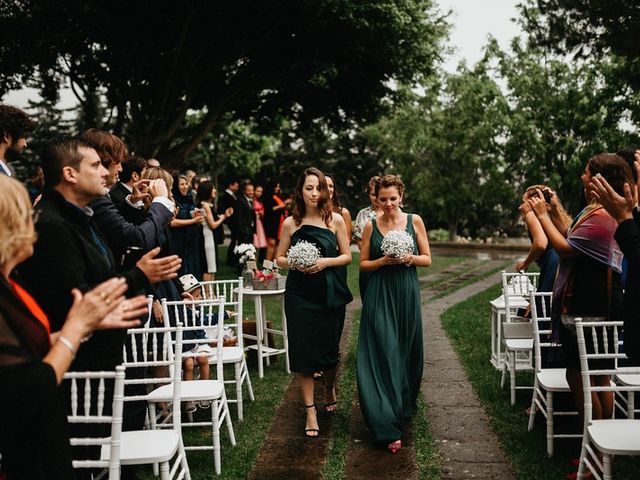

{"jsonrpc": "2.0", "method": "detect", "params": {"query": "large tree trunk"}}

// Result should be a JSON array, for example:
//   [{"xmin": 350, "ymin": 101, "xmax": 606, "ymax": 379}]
[{"xmin": 448, "ymin": 220, "xmax": 458, "ymax": 242}]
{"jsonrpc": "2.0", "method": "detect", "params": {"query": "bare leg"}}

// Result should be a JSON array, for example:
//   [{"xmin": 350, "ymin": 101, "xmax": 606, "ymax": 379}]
[
  {"xmin": 297, "ymin": 373, "xmax": 318, "ymax": 436},
  {"xmin": 266, "ymin": 238, "xmax": 276, "ymax": 261},
  {"xmin": 183, "ymin": 358, "xmax": 195, "ymax": 381},
  {"xmin": 203, "ymin": 272, "xmax": 215, "ymax": 282},
  {"xmin": 322, "ymin": 366, "xmax": 338, "ymax": 412},
  {"xmin": 198, "ymin": 356, "xmax": 210, "ymax": 380}
]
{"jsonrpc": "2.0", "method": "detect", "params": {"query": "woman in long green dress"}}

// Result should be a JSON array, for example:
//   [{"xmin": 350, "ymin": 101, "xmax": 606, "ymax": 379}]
[
  {"xmin": 276, "ymin": 167, "xmax": 353, "ymax": 437},
  {"xmin": 357, "ymin": 174, "xmax": 431, "ymax": 453}
]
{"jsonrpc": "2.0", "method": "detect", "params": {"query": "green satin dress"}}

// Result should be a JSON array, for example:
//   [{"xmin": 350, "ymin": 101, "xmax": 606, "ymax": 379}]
[
  {"xmin": 357, "ymin": 214, "xmax": 424, "ymax": 443},
  {"xmin": 285, "ymin": 225, "xmax": 353, "ymax": 373}
]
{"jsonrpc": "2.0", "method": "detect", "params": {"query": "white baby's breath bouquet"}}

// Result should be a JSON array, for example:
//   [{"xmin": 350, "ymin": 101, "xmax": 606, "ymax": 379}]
[
  {"xmin": 381, "ymin": 229, "xmax": 414, "ymax": 258},
  {"xmin": 287, "ymin": 240, "xmax": 321, "ymax": 269},
  {"xmin": 234, "ymin": 243, "xmax": 256, "ymax": 265}
]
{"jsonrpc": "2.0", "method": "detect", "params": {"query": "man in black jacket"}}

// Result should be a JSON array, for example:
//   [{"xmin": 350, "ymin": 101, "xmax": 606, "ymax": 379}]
[
  {"xmin": 81, "ymin": 129, "xmax": 174, "ymax": 268},
  {"xmin": 20, "ymin": 137, "xmax": 181, "ymax": 370},
  {"xmin": 221, "ymin": 179, "xmax": 239, "ymax": 265},
  {"xmin": 109, "ymin": 155, "xmax": 148, "ymax": 223},
  {"xmin": 236, "ymin": 180, "xmax": 256, "ymax": 245}
]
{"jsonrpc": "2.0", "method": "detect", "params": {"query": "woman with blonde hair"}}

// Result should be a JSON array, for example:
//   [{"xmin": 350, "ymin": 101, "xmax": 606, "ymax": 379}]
[
  {"xmin": 0, "ymin": 175, "xmax": 147, "ymax": 478},
  {"xmin": 357, "ymin": 174, "xmax": 431, "ymax": 454}
]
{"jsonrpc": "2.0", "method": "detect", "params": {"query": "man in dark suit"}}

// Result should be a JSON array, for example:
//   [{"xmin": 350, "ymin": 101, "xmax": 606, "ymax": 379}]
[
  {"xmin": 591, "ymin": 152, "xmax": 640, "ymax": 365},
  {"xmin": 109, "ymin": 155, "xmax": 148, "ymax": 223},
  {"xmin": 221, "ymin": 179, "xmax": 239, "ymax": 265},
  {"xmin": 0, "ymin": 104, "xmax": 34, "ymax": 176},
  {"xmin": 80, "ymin": 129, "xmax": 174, "ymax": 268},
  {"xmin": 236, "ymin": 180, "xmax": 256, "ymax": 245},
  {"xmin": 19, "ymin": 137, "xmax": 181, "ymax": 370}
]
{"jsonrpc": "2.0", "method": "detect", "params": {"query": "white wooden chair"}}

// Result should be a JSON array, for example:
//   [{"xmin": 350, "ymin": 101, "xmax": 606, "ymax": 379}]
[
  {"xmin": 200, "ymin": 278, "xmax": 255, "ymax": 421},
  {"xmin": 575, "ymin": 318, "xmax": 640, "ymax": 479},
  {"xmin": 65, "ymin": 367, "xmax": 125, "ymax": 479},
  {"xmin": 69, "ymin": 324, "xmax": 190, "ymax": 479},
  {"xmin": 500, "ymin": 271, "xmax": 537, "ymax": 403},
  {"xmin": 527, "ymin": 291, "xmax": 580, "ymax": 456},
  {"xmin": 154, "ymin": 297, "xmax": 236, "ymax": 475}
]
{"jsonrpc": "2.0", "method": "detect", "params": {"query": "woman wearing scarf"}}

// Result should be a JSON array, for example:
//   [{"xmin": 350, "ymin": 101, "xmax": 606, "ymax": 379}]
[
  {"xmin": 171, "ymin": 174, "xmax": 205, "ymax": 279},
  {"xmin": 528, "ymin": 153, "xmax": 631, "ymax": 429}
]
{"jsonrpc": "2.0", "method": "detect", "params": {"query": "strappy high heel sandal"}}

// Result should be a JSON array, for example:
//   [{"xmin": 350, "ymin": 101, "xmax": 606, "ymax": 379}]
[{"xmin": 304, "ymin": 404, "xmax": 319, "ymax": 438}]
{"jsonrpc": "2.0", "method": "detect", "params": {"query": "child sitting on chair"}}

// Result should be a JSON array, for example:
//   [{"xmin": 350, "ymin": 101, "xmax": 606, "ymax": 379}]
[{"xmin": 178, "ymin": 274, "xmax": 213, "ymax": 411}]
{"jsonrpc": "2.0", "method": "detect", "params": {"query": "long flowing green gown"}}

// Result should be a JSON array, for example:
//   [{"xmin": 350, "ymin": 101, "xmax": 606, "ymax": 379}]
[
  {"xmin": 357, "ymin": 214, "xmax": 424, "ymax": 443},
  {"xmin": 285, "ymin": 225, "xmax": 353, "ymax": 373}
]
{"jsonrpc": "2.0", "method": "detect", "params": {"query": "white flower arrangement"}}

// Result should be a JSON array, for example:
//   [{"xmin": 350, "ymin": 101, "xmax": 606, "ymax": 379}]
[
  {"xmin": 287, "ymin": 240, "xmax": 321, "ymax": 269},
  {"xmin": 381, "ymin": 229, "xmax": 414, "ymax": 258},
  {"xmin": 234, "ymin": 243, "xmax": 256, "ymax": 265}
]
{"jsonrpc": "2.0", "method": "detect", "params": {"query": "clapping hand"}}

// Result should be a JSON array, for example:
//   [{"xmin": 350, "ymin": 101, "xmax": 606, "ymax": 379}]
[
  {"xmin": 129, "ymin": 179, "xmax": 152, "ymax": 203},
  {"xmin": 136, "ymin": 247, "xmax": 182, "ymax": 284},
  {"xmin": 591, "ymin": 171, "xmax": 636, "ymax": 224},
  {"xmin": 97, "ymin": 295, "xmax": 147, "ymax": 330}
]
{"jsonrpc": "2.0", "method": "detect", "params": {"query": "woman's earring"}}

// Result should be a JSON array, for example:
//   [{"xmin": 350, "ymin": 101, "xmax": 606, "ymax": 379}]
[{"xmin": 399, "ymin": 202, "xmax": 404, "ymax": 208}]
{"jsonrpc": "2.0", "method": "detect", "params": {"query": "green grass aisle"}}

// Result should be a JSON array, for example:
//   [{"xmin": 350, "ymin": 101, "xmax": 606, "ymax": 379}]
[{"xmin": 441, "ymin": 283, "xmax": 640, "ymax": 479}]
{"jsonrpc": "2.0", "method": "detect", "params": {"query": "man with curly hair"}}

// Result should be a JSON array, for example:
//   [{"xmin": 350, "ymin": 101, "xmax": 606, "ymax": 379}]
[{"xmin": 0, "ymin": 104, "xmax": 35, "ymax": 176}]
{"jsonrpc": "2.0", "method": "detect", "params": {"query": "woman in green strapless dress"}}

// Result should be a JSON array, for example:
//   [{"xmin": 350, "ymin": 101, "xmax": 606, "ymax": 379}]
[
  {"xmin": 357, "ymin": 174, "xmax": 432, "ymax": 454},
  {"xmin": 276, "ymin": 168, "xmax": 353, "ymax": 438}
]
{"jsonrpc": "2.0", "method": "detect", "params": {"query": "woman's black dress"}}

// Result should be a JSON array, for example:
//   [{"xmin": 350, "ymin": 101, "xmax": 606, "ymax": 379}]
[{"xmin": 284, "ymin": 225, "xmax": 352, "ymax": 373}]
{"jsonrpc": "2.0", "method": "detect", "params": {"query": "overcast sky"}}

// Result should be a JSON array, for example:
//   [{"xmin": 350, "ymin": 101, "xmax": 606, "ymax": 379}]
[{"xmin": 3, "ymin": 1, "xmax": 523, "ymax": 109}]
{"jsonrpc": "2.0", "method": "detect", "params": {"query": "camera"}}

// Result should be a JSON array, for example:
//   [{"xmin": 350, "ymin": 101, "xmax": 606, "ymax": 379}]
[{"xmin": 528, "ymin": 189, "xmax": 551, "ymax": 204}]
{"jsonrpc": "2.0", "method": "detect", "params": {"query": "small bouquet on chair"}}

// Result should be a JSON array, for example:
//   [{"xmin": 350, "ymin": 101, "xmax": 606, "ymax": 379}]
[
  {"xmin": 287, "ymin": 240, "xmax": 321, "ymax": 270},
  {"xmin": 381, "ymin": 229, "xmax": 414, "ymax": 260}
]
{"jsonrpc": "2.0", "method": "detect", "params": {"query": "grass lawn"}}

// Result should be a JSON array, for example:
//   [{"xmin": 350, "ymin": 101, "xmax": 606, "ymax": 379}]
[{"xmin": 441, "ymin": 282, "xmax": 640, "ymax": 480}]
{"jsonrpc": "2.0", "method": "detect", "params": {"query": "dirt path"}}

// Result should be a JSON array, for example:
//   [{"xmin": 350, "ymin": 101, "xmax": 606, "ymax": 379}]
[
  {"xmin": 248, "ymin": 259, "xmax": 515, "ymax": 479},
  {"xmin": 422, "ymin": 268, "xmax": 516, "ymax": 479},
  {"xmin": 246, "ymin": 300, "xmax": 360, "ymax": 480}
]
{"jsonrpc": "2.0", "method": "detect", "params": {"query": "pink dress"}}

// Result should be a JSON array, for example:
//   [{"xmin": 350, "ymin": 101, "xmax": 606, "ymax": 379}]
[{"xmin": 253, "ymin": 198, "xmax": 268, "ymax": 248}]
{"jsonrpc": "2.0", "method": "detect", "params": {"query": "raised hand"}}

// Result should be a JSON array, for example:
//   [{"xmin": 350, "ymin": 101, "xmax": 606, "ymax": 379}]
[
  {"xmin": 590, "ymin": 174, "xmax": 634, "ymax": 224},
  {"xmin": 527, "ymin": 189, "xmax": 549, "ymax": 217},
  {"xmin": 129, "ymin": 179, "xmax": 151, "ymax": 203},
  {"xmin": 136, "ymin": 247, "xmax": 182, "ymax": 283},
  {"xmin": 65, "ymin": 277, "xmax": 128, "ymax": 336},
  {"xmin": 148, "ymin": 179, "xmax": 169, "ymax": 199},
  {"xmin": 97, "ymin": 295, "xmax": 148, "ymax": 330}
]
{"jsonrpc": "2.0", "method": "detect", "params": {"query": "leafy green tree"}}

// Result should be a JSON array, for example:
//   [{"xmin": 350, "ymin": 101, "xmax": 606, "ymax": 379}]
[
  {"xmin": 0, "ymin": 0, "xmax": 448, "ymax": 166},
  {"xmin": 490, "ymin": 38, "xmax": 640, "ymax": 213},
  {"xmin": 363, "ymin": 66, "xmax": 511, "ymax": 240},
  {"xmin": 520, "ymin": 0, "xmax": 640, "ymax": 122}
]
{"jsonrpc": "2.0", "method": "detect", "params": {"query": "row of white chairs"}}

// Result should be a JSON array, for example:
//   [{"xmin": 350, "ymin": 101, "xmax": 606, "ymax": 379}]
[
  {"xmin": 66, "ymin": 278, "xmax": 256, "ymax": 478},
  {"xmin": 515, "ymin": 289, "xmax": 640, "ymax": 478}
]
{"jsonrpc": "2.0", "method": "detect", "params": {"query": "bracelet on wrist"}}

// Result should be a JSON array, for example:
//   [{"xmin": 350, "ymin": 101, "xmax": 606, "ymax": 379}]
[{"xmin": 57, "ymin": 335, "xmax": 77, "ymax": 359}]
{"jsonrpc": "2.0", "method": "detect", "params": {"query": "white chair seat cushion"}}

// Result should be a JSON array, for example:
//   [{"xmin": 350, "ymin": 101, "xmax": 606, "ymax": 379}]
[
  {"xmin": 146, "ymin": 379, "xmax": 224, "ymax": 402},
  {"xmin": 588, "ymin": 420, "xmax": 640, "ymax": 455},
  {"xmin": 504, "ymin": 338, "xmax": 533, "ymax": 350},
  {"xmin": 210, "ymin": 346, "xmax": 245, "ymax": 363},
  {"xmin": 537, "ymin": 369, "xmax": 570, "ymax": 391},
  {"xmin": 616, "ymin": 369, "xmax": 640, "ymax": 386},
  {"xmin": 101, "ymin": 430, "xmax": 179, "ymax": 464}
]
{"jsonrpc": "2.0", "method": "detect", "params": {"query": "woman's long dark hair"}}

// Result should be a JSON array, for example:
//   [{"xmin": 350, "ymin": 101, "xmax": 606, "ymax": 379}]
[
  {"xmin": 292, "ymin": 167, "xmax": 332, "ymax": 227},
  {"xmin": 588, "ymin": 154, "xmax": 633, "ymax": 197},
  {"xmin": 325, "ymin": 173, "xmax": 343, "ymax": 213},
  {"xmin": 196, "ymin": 181, "xmax": 214, "ymax": 207}
]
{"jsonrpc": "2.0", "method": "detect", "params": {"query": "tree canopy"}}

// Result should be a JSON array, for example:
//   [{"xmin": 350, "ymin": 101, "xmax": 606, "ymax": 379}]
[{"xmin": 0, "ymin": 0, "xmax": 447, "ymax": 164}]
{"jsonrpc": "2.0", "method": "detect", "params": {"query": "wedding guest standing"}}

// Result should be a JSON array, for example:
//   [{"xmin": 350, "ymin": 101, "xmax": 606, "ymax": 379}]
[
  {"xmin": 236, "ymin": 180, "xmax": 256, "ymax": 246},
  {"xmin": 325, "ymin": 173, "xmax": 353, "ymax": 242},
  {"xmin": 529, "ymin": 154, "xmax": 629, "ymax": 444},
  {"xmin": 263, "ymin": 181, "xmax": 291, "ymax": 260},
  {"xmin": 0, "ymin": 104, "xmax": 34, "ymax": 177},
  {"xmin": 221, "ymin": 179, "xmax": 239, "ymax": 266},
  {"xmin": 590, "ymin": 155, "xmax": 640, "ymax": 365},
  {"xmin": 0, "ymin": 176, "xmax": 146, "ymax": 479},
  {"xmin": 171, "ymin": 174, "xmax": 205, "ymax": 278},
  {"xmin": 197, "ymin": 181, "xmax": 233, "ymax": 281},
  {"xmin": 253, "ymin": 184, "xmax": 268, "ymax": 262},
  {"xmin": 276, "ymin": 167, "xmax": 352, "ymax": 437},
  {"xmin": 352, "ymin": 176, "xmax": 382, "ymax": 298},
  {"xmin": 357, "ymin": 174, "xmax": 431, "ymax": 454}
]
